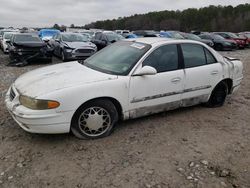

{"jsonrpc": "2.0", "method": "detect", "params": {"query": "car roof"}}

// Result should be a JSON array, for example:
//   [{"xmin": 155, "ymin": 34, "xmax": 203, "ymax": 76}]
[{"xmin": 125, "ymin": 37, "xmax": 203, "ymax": 46}]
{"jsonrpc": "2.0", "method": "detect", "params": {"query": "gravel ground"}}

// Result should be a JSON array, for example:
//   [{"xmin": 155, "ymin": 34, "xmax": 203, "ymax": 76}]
[{"xmin": 0, "ymin": 49, "xmax": 249, "ymax": 188}]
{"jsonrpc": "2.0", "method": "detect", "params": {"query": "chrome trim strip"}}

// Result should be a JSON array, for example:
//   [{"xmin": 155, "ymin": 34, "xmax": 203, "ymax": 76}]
[{"xmin": 131, "ymin": 85, "xmax": 211, "ymax": 103}]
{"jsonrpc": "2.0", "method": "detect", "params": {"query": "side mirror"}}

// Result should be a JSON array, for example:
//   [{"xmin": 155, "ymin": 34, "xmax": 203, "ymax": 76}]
[
  {"xmin": 133, "ymin": 66, "xmax": 157, "ymax": 76},
  {"xmin": 55, "ymin": 39, "xmax": 60, "ymax": 42}
]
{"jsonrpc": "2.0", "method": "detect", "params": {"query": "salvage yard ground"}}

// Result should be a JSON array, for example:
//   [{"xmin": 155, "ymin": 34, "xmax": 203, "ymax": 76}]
[{"xmin": 0, "ymin": 49, "xmax": 249, "ymax": 188}]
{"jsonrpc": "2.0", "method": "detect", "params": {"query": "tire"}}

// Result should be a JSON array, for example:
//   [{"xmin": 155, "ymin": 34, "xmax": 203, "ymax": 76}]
[
  {"xmin": 71, "ymin": 99, "xmax": 119, "ymax": 139},
  {"xmin": 61, "ymin": 50, "xmax": 67, "ymax": 62},
  {"xmin": 205, "ymin": 82, "xmax": 228, "ymax": 108},
  {"xmin": 216, "ymin": 44, "xmax": 223, "ymax": 51}
]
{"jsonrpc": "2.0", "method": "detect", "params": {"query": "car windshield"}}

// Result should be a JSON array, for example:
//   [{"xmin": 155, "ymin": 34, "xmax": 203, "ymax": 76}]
[
  {"xmin": 245, "ymin": 33, "xmax": 250, "ymax": 38},
  {"xmin": 172, "ymin": 32, "xmax": 184, "ymax": 39},
  {"xmin": 227, "ymin": 33, "xmax": 238, "ymax": 38},
  {"xmin": 84, "ymin": 41, "xmax": 151, "ymax": 75},
  {"xmin": 62, "ymin": 33, "xmax": 88, "ymax": 42},
  {"xmin": 187, "ymin": 34, "xmax": 201, "ymax": 40},
  {"xmin": 4, "ymin": 33, "xmax": 14, "ymax": 39},
  {"xmin": 213, "ymin": 34, "xmax": 225, "ymax": 40},
  {"xmin": 14, "ymin": 35, "xmax": 41, "ymax": 42},
  {"xmin": 106, "ymin": 33, "xmax": 124, "ymax": 42}
]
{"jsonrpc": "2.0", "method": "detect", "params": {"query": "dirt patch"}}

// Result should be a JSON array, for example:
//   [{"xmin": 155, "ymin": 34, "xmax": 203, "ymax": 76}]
[{"xmin": 0, "ymin": 49, "xmax": 250, "ymax": 188}]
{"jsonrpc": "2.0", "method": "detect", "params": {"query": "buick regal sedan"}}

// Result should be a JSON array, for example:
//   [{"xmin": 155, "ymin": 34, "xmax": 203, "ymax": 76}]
[{"xmin": 5, "ymin": 38, "xmax": 243, "ymax": 139}]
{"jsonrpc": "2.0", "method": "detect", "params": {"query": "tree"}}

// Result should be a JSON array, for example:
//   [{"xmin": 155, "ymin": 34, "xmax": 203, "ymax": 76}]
[{"xmin": 52, "ymin": 24, "xmax": 60, "ymax": 30}]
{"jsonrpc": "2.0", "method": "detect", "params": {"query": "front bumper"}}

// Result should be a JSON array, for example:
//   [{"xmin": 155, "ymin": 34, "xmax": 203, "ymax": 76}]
[
  {"xmin": 64, "ymin": 48, "xmax": 96, "ymax": 60},
  {"xmin": 5, "ymin": 86, "xmax": 73, "ymax": 134},
  {"xmin": 9, "ymin": 49, "xmax": 52, "ymax": 63}
]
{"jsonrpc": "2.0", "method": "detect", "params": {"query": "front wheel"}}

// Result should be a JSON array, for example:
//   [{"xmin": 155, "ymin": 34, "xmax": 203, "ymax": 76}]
[
  {"xmin": 61, "ymin": 50, "xmax": 67, "ymax": 62},
  {"xmin": 205, "ymin": 82, "xmax": 228, "ymax": 108},
  {"xmin": 71, "ymin": 99, "xmax": 118, "ymax": 139}
]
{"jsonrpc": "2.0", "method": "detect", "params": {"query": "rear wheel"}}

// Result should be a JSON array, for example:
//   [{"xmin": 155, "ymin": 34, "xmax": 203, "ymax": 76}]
[
  {"xmin": 71, "ymin": 99, "xmax": 118, "ymax": 139},
  {"xmin": 205, "ymin": 82, "xmax": 228, "ymax": 108}
]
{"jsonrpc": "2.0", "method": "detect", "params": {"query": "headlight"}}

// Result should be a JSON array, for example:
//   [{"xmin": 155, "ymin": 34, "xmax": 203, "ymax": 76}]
[
  {"xmin": 65, "ymin": 46, "xmax": 74, "ymax": 52},
  {"xmin": 19, "ymin": 95, "xmax": 60, "ymax": 110}
]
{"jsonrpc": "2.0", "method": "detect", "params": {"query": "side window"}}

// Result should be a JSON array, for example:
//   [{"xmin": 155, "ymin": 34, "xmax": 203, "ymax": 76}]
[
  {"xmin": 181, "ymin": 44, "xmax": 206, "ymax": 68},
  {"xmin": 101, "ymin": 34, "xmax": 107, "ymax": 41},
  {"xmin": 142, "ymin": 44, "xmax": 179, "ymax": 73},
  {"xmin": 204, "ymin": 48, "xmax": 217, "ymax": 64},
  {"xmin": 95, "ymin": 33, "xmax": 102, "ymax": 40},
  {"xmin": 201, "ymin": 35, "xmax": 210, "ymax": 40}
]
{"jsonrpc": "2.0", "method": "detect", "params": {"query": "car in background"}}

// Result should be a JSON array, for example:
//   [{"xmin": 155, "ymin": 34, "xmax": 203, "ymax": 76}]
[
  {"xmin": 115, "ymin": 30, "xmax": 130, "ymax": 35},
  {"xmin": 199, "ymin": 33, "xmax": 237, "ymax": 51},
  {"xmin": 160, "ymin": 31, "xmax": 185, "ymax": 39},
  {"xmin": 91, "ymin": 31, "xmax": 124, "ymax": 50},
  {"xmin": 49, "ymin": 32, "xmax": 97, "ymax": 62},
  {"xmin": 238, "ymin": 32, "xmax": 250, "ymax": 47},
  {"xmin": 8, "ymin": 33, "xmax": 52, "ymax": 65},
  {"xmin": 2, "ymin": 32, "xmax": 18, "ymax": 53},
  {"xmin": 38, "ymin": 29, "xmax": 60, "ymax": 42},
  {"xmin": 122, "ymin": 33, "xmax": 138, "ymax": 39},
  {"xmin": 133, "ymin": 30, "xmax": 159, "ymax": 37},
  {"xmin": 80, "ymin": 30, "xmax": 96, "ymax": 38},
  {"xmin": 179, "ymin": 32, "xmax": 214, "ymax": 47},
  {"xmin": 0, "ymin": 29, "xmax": 19, "ymax": 49},
  {"xmin": 214, "ymin": 32, "xmax": 246, "ymax": 49},
  {"xmin": 5, "ymin": 38, "xmax": 243, "ymax": 139}
]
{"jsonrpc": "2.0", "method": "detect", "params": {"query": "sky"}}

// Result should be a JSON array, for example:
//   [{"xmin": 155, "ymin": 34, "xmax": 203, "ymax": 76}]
[{"xmin": 0, "ymin": 0, "xmax": 249, "ymax": 28}]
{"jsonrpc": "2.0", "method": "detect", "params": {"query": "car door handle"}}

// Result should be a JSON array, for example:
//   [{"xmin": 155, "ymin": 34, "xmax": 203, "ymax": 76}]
[
  {"xmin": 211, "ymin": 70, "xmax": 219, "ymax": 75},
  {"xmin": 171, "ymin": 77, "xmax": 181, "ymax": 83}
]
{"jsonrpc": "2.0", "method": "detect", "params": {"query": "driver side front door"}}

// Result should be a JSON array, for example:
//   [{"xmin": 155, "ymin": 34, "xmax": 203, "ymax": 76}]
[{"xmin": 128, "ymin": 44, "xmax": 185, "ymax": 119}]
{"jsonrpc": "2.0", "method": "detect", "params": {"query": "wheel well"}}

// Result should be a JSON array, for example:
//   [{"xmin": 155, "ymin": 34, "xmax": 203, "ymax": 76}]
[
  {"xmin": 73, "ymin": 97, "xmax": 123, "ymax": 121},
  {"xmin": 222, "ymin": 78, "xmax": 233, "ymax": 94}
]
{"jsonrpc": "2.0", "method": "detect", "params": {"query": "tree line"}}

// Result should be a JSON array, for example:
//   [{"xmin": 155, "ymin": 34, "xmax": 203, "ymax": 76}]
[{"xmin": 83, "ymin": 4, "xmax": 250, "ymax": 32}]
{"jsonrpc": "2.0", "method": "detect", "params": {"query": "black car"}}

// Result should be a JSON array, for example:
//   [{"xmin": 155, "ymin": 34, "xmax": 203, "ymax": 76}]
[
  {"xmin": 180, "ymin": 32, "xmax": 214, "ymax": 47},
  {"xmin": 199, "ymin": 33, "xmax": 237, "ymax": 51},
  {"xmin": 91, "ymin": 31, "xmax": 124, "ymax": 50},
  {"xmin": 133, "ymin": 30, "xmax": 159, "ymax": 37},
  {"xmin": 8, "ymin": 33, "xmax": 52, "ymax": 66}
]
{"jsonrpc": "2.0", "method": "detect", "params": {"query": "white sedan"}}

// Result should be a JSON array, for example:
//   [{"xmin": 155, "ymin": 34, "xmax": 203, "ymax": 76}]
[{"xmin": 5, "ymin": 38, "xmax": 243, "ymax": 139}]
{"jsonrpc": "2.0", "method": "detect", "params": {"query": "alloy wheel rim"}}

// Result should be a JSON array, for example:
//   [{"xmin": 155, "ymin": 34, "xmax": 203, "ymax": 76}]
[{"xmin": 78, "ymin": 107, "xmax": 111, "ymax": 137}]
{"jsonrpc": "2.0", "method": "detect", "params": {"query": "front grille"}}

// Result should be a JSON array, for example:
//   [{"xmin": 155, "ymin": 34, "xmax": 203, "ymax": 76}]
[
  {"xmin": 9, "ymin": 87, "xmax": 16, "ymax": 101},
  {"xmin": 75, "ymin": 49, "xmax": 95, "ymax": 53}
]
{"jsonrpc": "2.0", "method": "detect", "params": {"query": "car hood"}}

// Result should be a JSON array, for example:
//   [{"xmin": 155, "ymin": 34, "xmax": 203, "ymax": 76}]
[
  {"xmin": 64, "ymin": 41, "xmax": 96, "ymax": 49},
  {"xmin": 14, "ymin": 42, "xmax": 46, "ymax": 48},
  {"xmin": 14, "ymin": 61, "xmax": 118, "ymax": 97},
  {"xmin": 199, "ymin": 39, "xmax": 212, "ymax": 44}
]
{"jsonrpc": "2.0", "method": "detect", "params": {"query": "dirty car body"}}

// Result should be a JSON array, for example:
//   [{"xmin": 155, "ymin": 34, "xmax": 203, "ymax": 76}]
[{"xmin": 5, "ymin": 38, "xmax": 243, "ymax": 139}]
